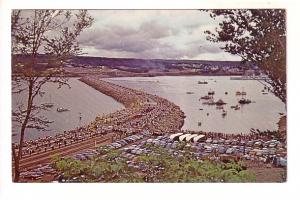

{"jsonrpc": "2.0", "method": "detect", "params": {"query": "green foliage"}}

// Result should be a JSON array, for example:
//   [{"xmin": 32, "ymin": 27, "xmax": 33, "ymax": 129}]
[{"xmin": 53, "ymin": 144, "xmax": 256, "ymax": 183}]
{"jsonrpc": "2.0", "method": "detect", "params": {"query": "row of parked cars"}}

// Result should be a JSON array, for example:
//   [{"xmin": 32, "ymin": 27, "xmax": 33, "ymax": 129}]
[
  {"xmin": 199, "ymin": 138, "xmax": 282, "ymax": 149},
  {"xmin": 71, "ymin": 131, "xmax": 151, "ymax": 161},
  {"xmin": 20, "ymin": 164, "xmax": 57, "ymax": 180},
  {"xmin": 118, "ymin": 134, "xmax": 287, "ymax": 167}
]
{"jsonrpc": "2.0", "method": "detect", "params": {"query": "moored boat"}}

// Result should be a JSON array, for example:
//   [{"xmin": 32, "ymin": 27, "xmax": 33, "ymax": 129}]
[
  {"xmin": 238, "ymin": 98, "xmax": 251, "ymax": 104},
  {"xmin": 215, "ymin": 99, "xmax": 226, "ymax": 106},
  {"xmin": 57, "ymin": 107, "xmax": 70, "ymax": 112},
  {"xmin": 200, "ymin": 95, "xmax": 211, "ymax": 100}
]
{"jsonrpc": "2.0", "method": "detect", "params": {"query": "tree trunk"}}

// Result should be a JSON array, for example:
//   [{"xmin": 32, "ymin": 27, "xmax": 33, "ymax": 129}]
[{"xmin": 13, "ymin": 80, "xmax": 33, "ymax": 182}]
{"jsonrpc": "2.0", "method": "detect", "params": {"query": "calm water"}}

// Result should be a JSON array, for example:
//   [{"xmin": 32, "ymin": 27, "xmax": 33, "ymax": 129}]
[
  {"xmin": 12, "ymin": 78, "xmax": 124, "ymax": 142},
  {"xmin": 12, "ymin": 76, "xmax": 286, "ymax": 142},
  {"xmin": 105, "ymin": 76, "xmax": 286, "ymax": 134}
]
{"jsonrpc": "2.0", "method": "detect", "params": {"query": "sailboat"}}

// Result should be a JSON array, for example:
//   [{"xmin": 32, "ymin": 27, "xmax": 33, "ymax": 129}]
[
  {"xmin": 42, "ymin": 94, "xmax": 54, "ymax": 108},
  {"xmin": 238, "ymin": 88, "xmax": 251, "ymax": 104}
]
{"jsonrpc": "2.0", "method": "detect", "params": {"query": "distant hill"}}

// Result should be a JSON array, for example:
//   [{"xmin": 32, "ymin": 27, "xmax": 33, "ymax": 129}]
[
  {"xmin": 70, "ymin": 56, "xmax": 243, "ymax": 68},
  {"xmin": 12, "ymin": 54, "xmax": 251, "ymax": 73}
]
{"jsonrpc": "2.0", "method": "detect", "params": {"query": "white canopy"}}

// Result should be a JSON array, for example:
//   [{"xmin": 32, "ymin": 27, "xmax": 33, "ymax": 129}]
[
  {"xmin": 185, "ymin": 134, "xmax": 199, "ymax": 142},
  {"xmin": 179, "ymin": 134, "xmax": 191, "ymax": 142},
  {"xmin": 169, "ymin": 132, "xmax": 183, "ymax": 140},
  {"xmin": 193, "ymin": 134, "xmax": 206, "ymax": 142}
]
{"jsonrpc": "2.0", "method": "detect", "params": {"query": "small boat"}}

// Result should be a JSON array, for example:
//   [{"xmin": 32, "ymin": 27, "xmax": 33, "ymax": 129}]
[
  {"xmin": 208, "ymin": 90, "xmax": 215, "ymax": 95},
  {"xmin": 234, "ymin": 106, "xmax": 240, "ymax": 110},
  {"xmin": 200, "ymin": 95, "xmax": 211, "ymax": 100},
  {"xmin": 238, "ymin": 98, "xmax": 251, "ymax": 104},
  {"xmin": 215, "ymin": 99, "xmax": 226, "ymax": 106},
  {"xmin": 198, "ymin": 81, "xmax": 208, "ymax": 84},
  {"xmin": 199, "ymin": 108, "xmax": 204, "ymax": 111},
  {"xmin": 202, "ymin": 99, "xmax": 215, "ymax": 105},
  {"xmin": 42, "ymin": 103, "xmax": 54, "ymax": 108},
  {"xmin": 42, "ymin": 94, "xmax": 54, "ymax": 108},
  {"xmin": 57, "ymin": 107, "xmax": 69, "ymax": 112},
  {"xmin": 186, "ymin": 91, "xmax": 194, "ymax": 94},
  {"xmin": 236, "ymin": 91, "xmax": 242, "ymax": 95},
  {"xmin": 222, "ymin": 110, "xmax": 227, "ymax": 117},
  {"xmin": 198, "ymin": 122, "xmax": 202, "ymax": 126},
  {"xmin": 216, "ymin": 105, "xmax": 224, "ymax": 110},
  {"xmin": 230, "ymin": 105, "xmax": 240, "ymax": 110},
  {"xmin": 241, "ymin": 91, "xmax": 247, "ymax": 95},
  {"xmin": 262, "ymin": 92, "xmax": 268, "ymax": 95}
]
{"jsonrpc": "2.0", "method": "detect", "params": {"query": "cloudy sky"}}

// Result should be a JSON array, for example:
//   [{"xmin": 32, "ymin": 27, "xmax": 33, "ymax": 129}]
[{"xmin": 78, "ymin": 10, "xmax": 241, "ymax": 61}]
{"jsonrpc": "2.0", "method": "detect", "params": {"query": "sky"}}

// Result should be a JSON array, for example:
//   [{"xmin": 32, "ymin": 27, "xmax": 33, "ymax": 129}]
[{"xmin": 78, "ymin": 10, "xmax": 241, "ymax": 61}]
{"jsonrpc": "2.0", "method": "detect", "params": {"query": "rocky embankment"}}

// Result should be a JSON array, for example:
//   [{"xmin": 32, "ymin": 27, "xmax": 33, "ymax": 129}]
[{"xmin": 79, "ymin": 75, "xmax": 185, "ymax": 135}]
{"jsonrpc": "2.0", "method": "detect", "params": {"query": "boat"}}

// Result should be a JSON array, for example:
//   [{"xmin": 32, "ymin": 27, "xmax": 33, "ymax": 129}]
[
  {"xmin": 236, "ymin": 91, "xmax": 242, "ymax": 95},
  {"xmin": 42, "ymin": 103, "xmax": 54, "ymax": 108},
  {"xmin": 57, "ymin": 107, "xmax": 69, "ymax": 112},
  {"xmin": 200, "ymin": 95, "xmax": 211, "ymax": 100},
  {"xmin": 202, "ymin": 99, "xmax": 215, "ymax": 105},
  {"xmin": 186, "ymin": 91, "xmax": 194, "ymax": 94},
  {"xmin": 216, "ymin": 105, "xmax": 224, "ymax": 110},
  {"xmin": 230, "ymin": 105, "xmax": 240, "ymax": 110},
  {"xmin": 216, "ymin": 99, "xmax": 226, "ymax": 106},
  {"xmin": 42, "ymin": 94, "xmax": 54, "ymax": 108},
  {"xmin": 198, "ymin": 122, "xmax": 202, "ymax": 126},
  {"xmin": 262, "ymin": 92, "xmax": 268, "ymax": 95},
  {"xmin": 198, "ymin": 81, "xmax": 208, "ymax": 84},
  {"xmin": 208, "ymin": 89, "xmax": 215, "ymax": 95},
  {"xmin": 222, "ymin": 110, "xmax": 227, "ymax": 117},
  {"xmin": 199, "ymin": 108, "xmax": 204, "ymax": 111},
  {"xmin": 238, "ymin": 98, "xmax": 251, "ymax": 104},
  {"xmin": 241, "ymin": 91, "xmax": 247, "ymax": 95}
]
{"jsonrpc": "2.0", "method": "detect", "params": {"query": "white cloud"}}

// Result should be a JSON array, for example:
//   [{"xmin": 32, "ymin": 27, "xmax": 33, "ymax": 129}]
[{"xmin": 78, "ymin": 10, "xmax": 241, "ymax": 61}]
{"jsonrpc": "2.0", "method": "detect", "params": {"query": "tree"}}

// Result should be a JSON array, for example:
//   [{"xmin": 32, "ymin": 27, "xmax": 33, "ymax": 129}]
[
  {"xmin": 204, "ymin": 9, "xmax": 286, "ymax": 103},
  {"xmin": 11, "ymin": 10, "xmax": 94, "ymax": 182},
  {"xmin": 52, "ymin": 144, "xmax": 256, "ymax": 183}
]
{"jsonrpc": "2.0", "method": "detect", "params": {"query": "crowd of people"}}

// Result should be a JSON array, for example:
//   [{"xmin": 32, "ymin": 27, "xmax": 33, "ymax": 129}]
[{"xmin": 13, "ymin": 76, "xmax": 185, "ymax": 158}]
